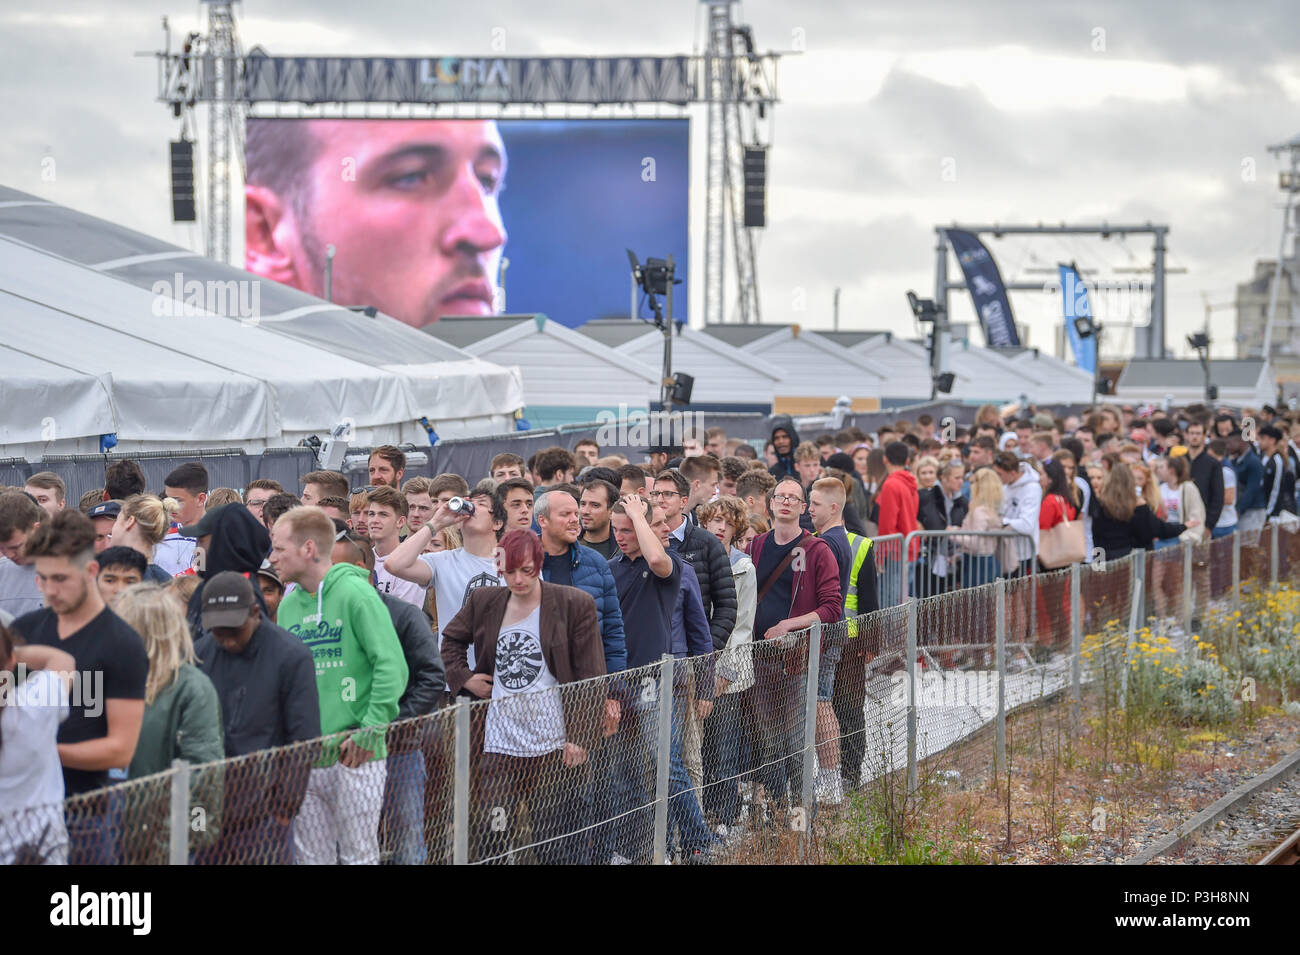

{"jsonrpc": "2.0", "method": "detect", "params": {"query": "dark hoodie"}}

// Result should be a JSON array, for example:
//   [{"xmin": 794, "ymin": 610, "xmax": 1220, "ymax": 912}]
[
  {"xmin": 767, "ymin": 414, "xmax": 801, "ymax": 480},
  {"xmin": 185, "ymin": 504, "xmax": 273, "ymax": 639}
]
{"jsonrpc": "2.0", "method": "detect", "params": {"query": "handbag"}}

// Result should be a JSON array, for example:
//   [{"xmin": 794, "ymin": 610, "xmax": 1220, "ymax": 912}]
[{"xmin": 1038, "ymin": 495, "xmax": 1086, "ymax": 568}]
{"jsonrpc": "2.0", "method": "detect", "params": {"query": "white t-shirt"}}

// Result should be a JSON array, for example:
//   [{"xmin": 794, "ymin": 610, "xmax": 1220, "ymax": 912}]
[
  {"xmin": 418, "ymin": 548, "xmax": 504, "ymax": 670},
  {"xmin": 0, "ymin": 559, "xmax": 43, "ymax": 619},
  {"xmin": 1218, "ymin": 465, "xmax": 1238, "ymax": 528},
  {"xmin": 153, "ymin": 533, "xmax": 196, "ymax": 577},
  {"xmin": 0, "ymin": 669, "xmax": 70, "ymax": 865},
  {"xmin": 1159, "ymin": 483, "xmax": 1181, "ymax": 523},
  {"xmin": 374, "ymin": 550, "xmax": 427, "ymax": 609},
  {"xmin": 484, "ymin": 605, "xmax": 565, "ymax": 757}
]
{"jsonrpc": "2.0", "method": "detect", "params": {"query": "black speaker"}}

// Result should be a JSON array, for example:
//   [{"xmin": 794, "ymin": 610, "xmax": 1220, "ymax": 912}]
[
  {"xmin": 743, "ymin": 147, "xmax": 766, "ymax": 228},
  {"xmin": 170, "ymin": 140, "xmax": 196, "ymax": 222},
  {"xmin": 671, "ymin": 372, "xmax": 695, "ymax": 405}
]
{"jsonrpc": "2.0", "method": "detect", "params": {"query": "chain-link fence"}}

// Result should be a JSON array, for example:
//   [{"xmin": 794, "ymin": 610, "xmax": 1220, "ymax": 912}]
[{"xmin": 11, "ymin": 525, "xmax": 1300, "ymax": 865}]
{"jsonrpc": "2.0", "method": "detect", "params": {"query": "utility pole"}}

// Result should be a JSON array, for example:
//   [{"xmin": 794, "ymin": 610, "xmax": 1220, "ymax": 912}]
[{"xmin": 1262, "ymin": 135, "xmax": 1300, "ymax": 362}]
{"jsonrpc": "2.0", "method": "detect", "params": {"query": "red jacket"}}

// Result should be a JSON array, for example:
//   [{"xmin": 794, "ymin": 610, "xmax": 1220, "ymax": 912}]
[
  {"xmin": 876, "ymin": 468, "xmax": 920, "ymax": 559},
  {"xmin": 1039, "ymin": 493, "xmax": 1077, "ymax": 530}
]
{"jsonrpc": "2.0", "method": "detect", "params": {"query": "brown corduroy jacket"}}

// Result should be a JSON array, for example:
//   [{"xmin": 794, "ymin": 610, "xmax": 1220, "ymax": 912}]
[{"xmin": 440, "ymin": 582, "xmax": 607, "ymax": 752}]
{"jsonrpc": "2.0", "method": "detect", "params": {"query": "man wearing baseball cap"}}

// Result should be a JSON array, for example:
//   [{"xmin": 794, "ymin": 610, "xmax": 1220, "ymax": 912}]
[
  {"xmin": 86, "ymin": 500, "xmax": 121, "ymax": 555},
  {"xmin": 193, "ymin": 571, "xmax": 320, "ymax": 864}
]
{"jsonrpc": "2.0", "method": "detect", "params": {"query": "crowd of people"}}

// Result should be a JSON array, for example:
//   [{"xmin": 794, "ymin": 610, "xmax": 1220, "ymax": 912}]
[{"xmin": 0, "ymin": 400, "xmax": 1295, "ymax": 865}]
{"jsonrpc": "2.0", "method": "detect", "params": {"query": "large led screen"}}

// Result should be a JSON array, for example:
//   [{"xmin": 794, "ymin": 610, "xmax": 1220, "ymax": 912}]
[{"xmin": 244, "ymin": 118, "xmax": 689, "ymax": 329}]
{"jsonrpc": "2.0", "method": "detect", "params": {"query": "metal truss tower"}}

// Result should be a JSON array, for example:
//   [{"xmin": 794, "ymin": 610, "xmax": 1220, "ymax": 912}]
[
  {"xmin": 202, "ymin": 1, "xmax": 244, "ymax": 263},
  {"xmin": 151, "ymin": 1, "xmax": 781, "ymax": 299},
  {"xmin": 702, "ymin": 0, "xmax": 770, "ymax": 324}
]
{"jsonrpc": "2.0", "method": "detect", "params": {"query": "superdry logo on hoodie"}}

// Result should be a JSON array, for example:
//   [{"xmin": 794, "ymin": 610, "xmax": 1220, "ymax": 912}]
[{"xmin": 288, "ymin": 620, "xmax": 344, "ymax": 647}]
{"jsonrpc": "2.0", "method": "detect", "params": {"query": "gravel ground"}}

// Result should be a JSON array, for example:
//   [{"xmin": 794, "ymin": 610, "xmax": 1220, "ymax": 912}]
[
  {"xmin": 917, "ymin": 710, "xmax": 1300, "ymax": 864},
  {"xmin": 1150, "ymin": 768, "xmax": 1300, "ymax": 864}
]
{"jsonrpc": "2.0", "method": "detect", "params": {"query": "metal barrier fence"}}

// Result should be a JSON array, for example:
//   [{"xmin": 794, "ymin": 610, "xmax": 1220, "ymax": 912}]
[
  {"xmin": 6, "ymin": 524, "xmax": 1297, "ymax": 865},
  {"xmin": 900, "ymin": 529, "xmax": 1037, "ymax": 600},
  {"xmin": 5, "ymin": 448, "xmax": 319, "ymax": 505}
]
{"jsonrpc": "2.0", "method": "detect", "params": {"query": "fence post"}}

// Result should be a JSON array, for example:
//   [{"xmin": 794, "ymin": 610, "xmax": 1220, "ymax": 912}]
[
  {"xmin": 652, "ymin": 654, "xmax": 674, "ymax": 866},
  {"xmin": 902, "ymin": 532, "xmax": 913, "ymax": 602},
  {"xmin": 1232, "ymin": 530, "xmax": 1241, "ymax": 611},
  {"xmin": 1271, "ymin": 522, "xmax": 1279, "ymax": 586},
  {"xmin": 1182, "ymin": 541, "xmax": 1193, "ymax": 635},
  {"xmin": 453, "ymin": 699, "xmax": 469, "ymax": 865},
  {"xmin": 1069, "ymin": 562, "xmax": 1082, "ymax": 735},
  {"xmin": 1122, "ymin": 550, "xmax": 1145, "ymax": 706},
  {"xmin": 168, "ymin": 758, "xmax": 190, "ymax": 865},
  {"xmin": 801, "ymin": 621, "xmax": 822, "ymax": 828},
  {"xmin": 994, "ymin": 578, "xmax": 1006, "ymax": 778},
  {"xmin": 905, "ymin": 599, "xmax": 918, "ymax": 793}
]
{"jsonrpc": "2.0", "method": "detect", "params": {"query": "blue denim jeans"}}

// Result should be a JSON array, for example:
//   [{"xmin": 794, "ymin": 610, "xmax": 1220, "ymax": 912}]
[
  {"xmin": 67, "ymin": 791, "xmax": 123, "ymax": 865},
  {"xmin": 1211, "ymin": 524, "xmax": 1236, "ymax": 540},
  {"xmin": 382, "ymin": 749, "xmax": 427, "ymax": 865}
]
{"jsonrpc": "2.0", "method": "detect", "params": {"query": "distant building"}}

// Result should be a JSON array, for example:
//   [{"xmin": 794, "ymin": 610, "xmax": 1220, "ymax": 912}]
[{"xmin": 1236, "ymin": 256, "xmax": 1300, "ymax": 384}]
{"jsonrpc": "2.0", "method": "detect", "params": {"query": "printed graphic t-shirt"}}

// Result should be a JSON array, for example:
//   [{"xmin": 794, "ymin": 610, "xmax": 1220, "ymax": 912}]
[
  {"xmin": 484, "ymin": 605, "xmax": 565, "ymax": 757},
  {"xmin": 374, "ymin": 550, "xmax": 427, "ymax": 609},
  {"xmin": 418, "ymin": 548, "xmax": 504, "ymax": 669}
]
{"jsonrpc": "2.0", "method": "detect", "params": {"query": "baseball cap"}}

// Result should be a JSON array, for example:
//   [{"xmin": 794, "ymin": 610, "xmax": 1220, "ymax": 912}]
[
  {"xmin": 200, "ymin": 571, "xmax": 258, "ymax": 629},
  {"xmin": 87, "ymin": 500, "xmax": 122, "ymax": 521},
  {"xmin": 255, "ymin": 559, "xmax": 281, "ymax": 589}
]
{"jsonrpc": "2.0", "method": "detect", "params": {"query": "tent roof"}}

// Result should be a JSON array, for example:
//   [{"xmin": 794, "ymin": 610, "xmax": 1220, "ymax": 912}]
[
  {"xmin": 816, "ymin": 330, "xmax": 893, "ymax": 349},
  {"xmin": 425, "ymin": 315, "xmax": 536, "ymax": 349},
  {"xmin": 0, "ymin": 188, "xmax": 524, "ymax": 449},
  {"xmin": 578, "ymin": 318, "xmax": 664, "ymax": 349},
  {"xmin": 1117, "ymin": 359, "xmax": 1269, "ymax": 388}
]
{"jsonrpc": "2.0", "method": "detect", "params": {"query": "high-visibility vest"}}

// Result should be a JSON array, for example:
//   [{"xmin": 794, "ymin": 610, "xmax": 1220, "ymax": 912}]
[{"xmin": 844, "ymin": 532, "xmax": 873, "ymax": 615}]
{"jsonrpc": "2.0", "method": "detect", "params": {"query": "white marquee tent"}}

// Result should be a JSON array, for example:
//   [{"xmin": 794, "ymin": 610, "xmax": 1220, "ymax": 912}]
[
  {"xmin": 579, "ymin": 319, "xmax": 783, "ymax": 410},
  {"xmin": 0, "ymin": 187, "xmax": 524, "ymax": 458}
]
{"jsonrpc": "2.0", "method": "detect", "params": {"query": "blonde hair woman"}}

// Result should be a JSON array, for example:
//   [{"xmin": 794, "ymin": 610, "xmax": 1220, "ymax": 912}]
[
  {"xmin": 975, "ymin": 404, "xmax": 1003, "ymax": 430},
  {"xmin": 113, "ymin": 583, "xmax": 225, "ymax": 864},
  {"xmin": 912, "ymin": 455, "xmax": 940, "ymax": 491},
  {"xmin": 954, "ymin": 468, "xmax": 1004, "ymax": 586},
  {"xmin": 112, "ymin": 495, "xmax": 182, "ymax": 583},
  {"xmin": 114, "ymin": 584, "xmax": 224, "ymax": 779}
]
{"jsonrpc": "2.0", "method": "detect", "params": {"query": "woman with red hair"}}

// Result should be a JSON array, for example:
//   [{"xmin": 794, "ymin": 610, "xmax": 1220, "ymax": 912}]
[{"xmin": 440, "ymin": 529, "xmax": 606, "ymax": 864}]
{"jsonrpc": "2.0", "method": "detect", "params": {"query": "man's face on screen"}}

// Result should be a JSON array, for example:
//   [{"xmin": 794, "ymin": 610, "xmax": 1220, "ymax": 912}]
[{"xmin": 259, "ymin": 119, "xmax": 508, "ymax": 328}]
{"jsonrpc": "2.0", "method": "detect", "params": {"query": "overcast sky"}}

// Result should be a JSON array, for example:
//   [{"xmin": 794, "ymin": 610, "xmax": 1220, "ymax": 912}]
[{"xmin": 3, "ymin": 0, "xmax": 1297, "ymax": 361}]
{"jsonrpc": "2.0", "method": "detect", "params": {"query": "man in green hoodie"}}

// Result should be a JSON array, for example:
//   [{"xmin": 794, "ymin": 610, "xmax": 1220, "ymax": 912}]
[{"xmin": 270, "ymin": 505, "xmax": 408, "ymax": 865}]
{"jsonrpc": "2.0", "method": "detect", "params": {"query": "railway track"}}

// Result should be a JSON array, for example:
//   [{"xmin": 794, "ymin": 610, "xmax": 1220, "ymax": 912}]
[{"xmin": 1258, "ymin": 826, "xmax": 1300, "ymax": 865}]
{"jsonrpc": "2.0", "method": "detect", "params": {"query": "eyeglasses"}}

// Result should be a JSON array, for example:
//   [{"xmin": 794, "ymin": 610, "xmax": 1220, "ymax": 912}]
[
  {"xmin": 772, "ymin": 494, "xmax": 803, "ymax": 505},
  {"xmin": 649, "ymin": 490, "xmax": 682, "ymax": 499}
]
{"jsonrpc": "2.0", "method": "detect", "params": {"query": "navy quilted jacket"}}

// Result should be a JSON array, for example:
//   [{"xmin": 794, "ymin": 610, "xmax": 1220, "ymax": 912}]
[{"xmin": 543, "ymin": 541, "xmax": 628, "ymax": 673}]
